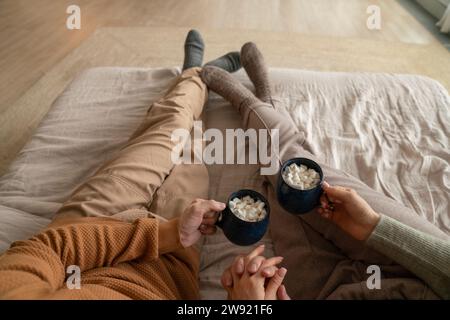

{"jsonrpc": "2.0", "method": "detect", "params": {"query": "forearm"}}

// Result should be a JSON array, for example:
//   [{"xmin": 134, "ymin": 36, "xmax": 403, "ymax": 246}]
[
  {"xmin": 367, "ymin": 215, "xmax": 450, "ymax": 299},
  {"xmin": 0, "ymin": 216, "xmax": 183, "ymax": 298},
  {"xmin": 38, "ymin": 217, "xmax": 160, "ymax": 270}
]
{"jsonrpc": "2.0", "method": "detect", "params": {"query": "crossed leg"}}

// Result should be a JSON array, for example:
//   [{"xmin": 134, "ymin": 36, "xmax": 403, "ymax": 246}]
[
  {"xmin": 201, "ymin": 44, "xmax": 449, "ymax": 298},
  {"xmin": 52, "ymin": 68, "xmax": 209, "ymax": 224}
]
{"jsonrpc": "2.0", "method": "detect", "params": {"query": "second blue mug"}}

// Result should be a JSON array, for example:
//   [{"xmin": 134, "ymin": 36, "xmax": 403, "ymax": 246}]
[{"xmin": 276, "ymin": 157, "xmax": 324, "ymax": 214}]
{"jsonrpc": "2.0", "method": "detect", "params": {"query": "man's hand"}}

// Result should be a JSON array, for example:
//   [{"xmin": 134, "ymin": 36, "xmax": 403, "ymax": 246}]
[
  {"xmin": 318, "ymin": 182, "xmax": 381, "ymax": 241},
  {"xmin": 221, "ymin": 245, "xmax": 290, "ymax": 300},
  {"xmin": 178, "ymin": 198, "xmax": 225, "ymax": 247}
]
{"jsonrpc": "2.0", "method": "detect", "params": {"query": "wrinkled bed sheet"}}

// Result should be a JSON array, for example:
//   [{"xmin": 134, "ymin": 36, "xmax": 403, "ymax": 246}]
[{"xmin": 0, "ymin": 67, "xmax": 448, "ymax": 299}]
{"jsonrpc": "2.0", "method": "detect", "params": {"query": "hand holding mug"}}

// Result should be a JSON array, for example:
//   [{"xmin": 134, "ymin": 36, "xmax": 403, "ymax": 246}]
[
  {"xmin": 318, "ymin": 182, "xmax": 381, "ymax": 241},
  {"xmin": 178, "ymin": 198, "xmax": 225, "ymax": 247}
]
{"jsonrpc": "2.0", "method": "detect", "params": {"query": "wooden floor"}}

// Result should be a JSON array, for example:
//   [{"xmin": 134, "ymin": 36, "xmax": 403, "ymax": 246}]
[{"xmin": 0, "ymin": 0, "xmax": 440, "ymax": 115}]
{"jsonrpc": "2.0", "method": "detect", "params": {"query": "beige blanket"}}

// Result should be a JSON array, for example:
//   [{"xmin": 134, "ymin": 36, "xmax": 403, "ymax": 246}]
[{"xmin": 0, "ymin": 67, "xmax": 448, "ymax": 299}]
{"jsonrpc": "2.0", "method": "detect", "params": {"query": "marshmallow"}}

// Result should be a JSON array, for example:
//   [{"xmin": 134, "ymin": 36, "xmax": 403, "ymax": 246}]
[
  {"xmin": 282, "ymin": 163, "xmax": 320, "ymax": 190},
  {"xmin": 229, "ymin": 196, "xmax": 267, "ymax": 222}
]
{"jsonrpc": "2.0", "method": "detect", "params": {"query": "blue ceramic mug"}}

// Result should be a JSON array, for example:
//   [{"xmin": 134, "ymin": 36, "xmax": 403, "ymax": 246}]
[
  {"xmin": 216, "ymin": 189, "xmax": 270, "ymax": 246},
  {"xmin": 277, "ymin": 157, "xmax": 324, "ymax": 214}
]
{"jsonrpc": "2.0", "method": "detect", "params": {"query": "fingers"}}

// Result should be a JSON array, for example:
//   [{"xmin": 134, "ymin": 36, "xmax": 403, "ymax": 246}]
[
  {"xmin": 322, "ymin": 182, "xmax": 354, "ymax": 203},
  {"xmin": 244, "ymin": 244, "xmax": 265, "ymax": 265},
  {"xmin": 320, "ymin": 193, "xmax": 335, "ymax": 211},
  {"xmin": 221, "ymin": 267, "xmax": 234, "ymax": 298},
  {"xmin": 199, "ymin": 214, "xmax": 220, "ymax": 235},
  {"xmin": 260, "ymin": 266, "xmax": 278, "ymax": 278},
  {"xmin": 265, "ymin": 267, "xmax": 287, "ymax": 299},
  {"xmin": 247, "ymin": 256, "xmax": 266, "ymax": 273},
  {"xmin": 221, "ymin": 255, "xmax": 245, "ymax": 291},
  {"xmin": 221, "ymin": 267, "xmax": 233, "ymax": 288},
  {"xmin": 244, "ymin": 245, "xmax": 283, "ymax": 275},
  {"xmin": 246, "ymin": 255, "xmax": 284, "ymax": 278},
  {"xmin": 277, "ymin": 284, "xmax": 291, "ymax": 300},
  {"xmin": 201, "ymin": 216, "xmax": 218, "ymax": 225},
  {"xmin": 260, "ymin": 256, "xmax": 284, "ymax": 269},
  {"xmin": 320, "ymin": 194, "xmax": 328, "ymax": 208},
  {"xmin": 201, "ymin": 199, "xmax": 226, "ymax": 213},
  {"xmin": 232, "ymin": 255, "xmax": 245, "ymax": 276},
  {"xmin": 191, "ymin": 199, "xmax": 226, "ymax": 218},
  {"xmin": 199, "ymin": 224, "xmax": 217, "ymax": 235},
  {"xmin": 318, "ymin": 207, "xmax": 334, "ymax": 220},
  {"xmin": 196, "ymin": 203, "xmax": 221, "ymax": 235}
]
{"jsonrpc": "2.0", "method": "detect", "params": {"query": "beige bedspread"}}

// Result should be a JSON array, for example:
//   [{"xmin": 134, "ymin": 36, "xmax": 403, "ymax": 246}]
[{"xmin": 0, "ymin": 67, "xmax": 448, "ymax": 299}]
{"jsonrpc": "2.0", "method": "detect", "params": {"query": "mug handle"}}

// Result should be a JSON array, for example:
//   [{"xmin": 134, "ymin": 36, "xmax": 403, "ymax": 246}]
[{"xmin": 215, "ymin": 210, "xmax": 225, "ymax": 228}]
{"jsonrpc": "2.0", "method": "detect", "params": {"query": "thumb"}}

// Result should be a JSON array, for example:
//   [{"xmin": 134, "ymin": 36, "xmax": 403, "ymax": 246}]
[
  {"xmin": 203, "ymin": 200, "xmax": 226, "ymax": 214},
  {"xmin": 277, "ymin": 285, "xmax": 291, "ymax": 300},
  {"xmin": 221, "ymin": 267, "xmax": 234, "ymax": 299},
  {"xmin": 266, "ymin": 267, "xmax": 287, "ymax": 299},
  {"xmin": 322, "ymin": 182, "xmax": 349, "ymax": 203}
]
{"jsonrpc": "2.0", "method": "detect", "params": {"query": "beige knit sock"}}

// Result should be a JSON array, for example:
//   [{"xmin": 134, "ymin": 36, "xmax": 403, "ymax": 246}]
[
  {"xmin": 241, "ymin": 42, "xmax": 272, "ymax": 104},
  {"xmin": 201, "ymin": 66, "xmax": 260, "ymax": 111}
]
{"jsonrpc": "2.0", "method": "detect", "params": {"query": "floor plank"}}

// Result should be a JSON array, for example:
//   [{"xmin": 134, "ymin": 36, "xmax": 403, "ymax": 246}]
[{"xmin": 0, "ymin": 0, "xmax": 440, "ymax": 113}]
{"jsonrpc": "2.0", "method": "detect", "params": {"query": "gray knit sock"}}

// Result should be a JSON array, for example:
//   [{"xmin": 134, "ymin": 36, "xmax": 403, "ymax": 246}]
[
  {"xmin": 201, "ymin": 66, "xmax": 260, "ymax": 111},
  {"xmin": 204, "ymin": 52, "xmax": 241, "ymax": 73},
  {"xmin": 182, "ymin": 30, "xmax": 204, "ymax": 70},
  {"xmin": 241, "ymin": 42, "xmax": 272, "ymax": 103}
]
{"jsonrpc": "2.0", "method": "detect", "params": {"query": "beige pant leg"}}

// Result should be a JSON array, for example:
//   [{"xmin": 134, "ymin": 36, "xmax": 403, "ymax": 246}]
[{"xmin": 53, "ymin": 68, "xmax": 208, "ymax": 222}]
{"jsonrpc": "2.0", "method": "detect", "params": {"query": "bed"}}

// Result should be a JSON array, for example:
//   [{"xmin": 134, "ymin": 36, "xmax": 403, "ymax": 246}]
[{"xmin": 0, "ymin": 67, "xmax": 448, "ymax": 299}]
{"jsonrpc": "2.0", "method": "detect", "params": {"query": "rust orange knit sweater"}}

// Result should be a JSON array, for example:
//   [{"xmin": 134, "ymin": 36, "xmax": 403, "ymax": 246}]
[{"xmin": 0, "ymin": 216, "xmax": 200, "ymax": 299}]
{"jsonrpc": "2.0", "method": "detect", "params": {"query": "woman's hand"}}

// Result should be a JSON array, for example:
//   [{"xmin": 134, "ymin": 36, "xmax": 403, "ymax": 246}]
[
  {"xmin": 221, "ymin": 245, "xmax": 290, "ymax": 300},
  {"xmin": 178, "ymin": 198, "xmax": 225, "ymax": 247},
  {"xmin": 318, "ymin": 182, "xmax": 381, "ymax": 241}
]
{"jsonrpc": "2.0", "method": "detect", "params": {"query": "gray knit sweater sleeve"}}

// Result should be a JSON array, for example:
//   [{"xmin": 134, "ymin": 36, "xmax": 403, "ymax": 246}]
[{"xmin": 367, "ymin": 215, "xmax": 450, "ymax": 299}]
